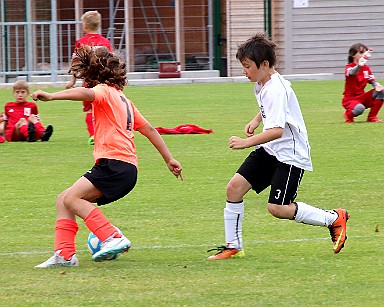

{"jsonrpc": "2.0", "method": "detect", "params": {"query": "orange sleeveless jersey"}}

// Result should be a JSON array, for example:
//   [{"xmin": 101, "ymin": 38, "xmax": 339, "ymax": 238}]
[{"xmin": 91, "ymin": 84, "xmax": 148, "ymax": 167}]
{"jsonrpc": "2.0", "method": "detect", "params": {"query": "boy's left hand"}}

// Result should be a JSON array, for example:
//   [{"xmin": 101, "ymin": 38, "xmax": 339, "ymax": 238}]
[{"xmin": 229, "ymin": 136, "xmax": 248, "ymax": 149}]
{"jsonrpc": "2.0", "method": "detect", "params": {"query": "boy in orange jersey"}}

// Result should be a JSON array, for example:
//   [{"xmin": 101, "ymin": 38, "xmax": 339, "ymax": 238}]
[
  {"xmin": 66, "ymin": 10, "xmax": 113, "ymax": 144},
  {"xmin": 33, "ymin": 45, "xmax": 183, "ymax": 268},
  {"xmin": 1, "ymin": 80, "xmax": 53, "ymax": 142}
]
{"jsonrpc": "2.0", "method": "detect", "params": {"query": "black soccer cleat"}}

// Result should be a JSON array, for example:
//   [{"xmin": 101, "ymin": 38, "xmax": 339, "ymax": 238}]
[
  {"xmin": 28, "ymin": 122, "xmax": 36, "ymax": 142},
  {"xmin": 40, "ymin": 125, "xmax": 53, "ymax": 142}
]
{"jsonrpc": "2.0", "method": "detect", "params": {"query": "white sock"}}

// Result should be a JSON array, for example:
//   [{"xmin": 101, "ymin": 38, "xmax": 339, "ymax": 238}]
[
  {"xmin": 294, "ymin": 202, "xmax": 337, "ymax": 226},
  {"xmin": 224, "ymin": 201, "xmax": 244, "ymax": 250}
]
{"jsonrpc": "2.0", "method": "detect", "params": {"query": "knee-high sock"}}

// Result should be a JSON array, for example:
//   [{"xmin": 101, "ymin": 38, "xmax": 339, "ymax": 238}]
[
  {"xmin": 84, "ymin": 207, "xmax": 120, "ymax": 242},
  {"xmin": 34, "ymin": 122, "xmax": 45, "ymax": 139},
  {"xmin": 224, "ymin": 201, "xmax": 244, "ymax": 250},
  {"xmin": 294, "ymin": 202, "xmax": 337, "ymax": 226},
  {"xmin": 368, "ymin": 99, "xmax": 383, "ymax": 118},
  {"xmin": 19, "ymin": 124, "xmax": 29, "ymax": 138},
  {"xmin": 85, "ymin": 112, "xmax": 94, "ymax": 137},
  {"xmin": 54, "ymin": 219, "xmax": 79, "ymax": 260}
]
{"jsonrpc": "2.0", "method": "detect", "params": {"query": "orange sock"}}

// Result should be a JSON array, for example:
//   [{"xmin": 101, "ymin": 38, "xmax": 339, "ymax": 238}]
[
  {"xmin": 84, "ymin": 208, "xmax": 121, "ymax": 242},
  {"xmin": 54, "ymin": 219, "xmax": 79, "ymax": 260}
]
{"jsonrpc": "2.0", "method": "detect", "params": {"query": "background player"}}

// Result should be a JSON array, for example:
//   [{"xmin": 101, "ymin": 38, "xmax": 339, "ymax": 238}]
[
  {"xmin": 342, "ymin": 43, "xmax": 384, "ymax": 123},
  {"xmin": 66, "ymin": 10, "xmax": 113, "ymax": 144},
  {"xmin": 2, "ymin": 80, "xmax": 53, "ymax": 142}
]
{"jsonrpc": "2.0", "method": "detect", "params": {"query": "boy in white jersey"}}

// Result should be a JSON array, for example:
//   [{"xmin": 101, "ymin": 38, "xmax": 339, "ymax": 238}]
[{"xmin": 207, "ymin": 33, "xmax": 349, "ymax": 260}]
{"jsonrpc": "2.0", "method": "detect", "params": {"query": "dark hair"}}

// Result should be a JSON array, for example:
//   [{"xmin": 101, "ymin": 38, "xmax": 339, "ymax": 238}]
[
  {"xmin": 70, "ymin": 45, "xmax": 127, "ymax": 90},
  {"xmin": 347, "ymin": 43, "xmax": 367, "ymax": 63},
  {"xmin": 236, "ymin": 32, "xmax": 277, "ymax": 68}
]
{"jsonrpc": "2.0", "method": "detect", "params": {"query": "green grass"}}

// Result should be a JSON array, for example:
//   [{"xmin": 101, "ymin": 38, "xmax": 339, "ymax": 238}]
[{"xmin": 0, "ymin": 80, "xmax": 383, "ymax": 306}]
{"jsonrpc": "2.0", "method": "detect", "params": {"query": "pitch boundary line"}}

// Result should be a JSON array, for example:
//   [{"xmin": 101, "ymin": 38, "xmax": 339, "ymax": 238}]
[{"xmin": 0, "ymin": 234, "xmax": 382, "ymax": 257}]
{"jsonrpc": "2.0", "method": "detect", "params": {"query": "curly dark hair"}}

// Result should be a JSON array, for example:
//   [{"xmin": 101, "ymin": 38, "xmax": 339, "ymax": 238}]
[{"xmin": 70, "ymin": 44, "xmax": 127, "ymax": 90}]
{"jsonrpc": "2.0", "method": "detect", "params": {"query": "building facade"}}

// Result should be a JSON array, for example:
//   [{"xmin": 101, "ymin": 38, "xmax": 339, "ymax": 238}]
[{"xmin": 1, "ymin": 0, "xmax": 384, "ymax": 82}]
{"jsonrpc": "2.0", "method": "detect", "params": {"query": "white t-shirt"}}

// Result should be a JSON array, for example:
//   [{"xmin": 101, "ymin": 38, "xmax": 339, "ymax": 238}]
[{"xmin": 254, "ymin": 72, "xmax": 313, "ymax": 171}]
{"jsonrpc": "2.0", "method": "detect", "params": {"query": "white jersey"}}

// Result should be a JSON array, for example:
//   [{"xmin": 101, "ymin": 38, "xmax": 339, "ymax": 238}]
[{"xmin": 254, "ymin": 72, "xmax": 313, "ymax": 171}]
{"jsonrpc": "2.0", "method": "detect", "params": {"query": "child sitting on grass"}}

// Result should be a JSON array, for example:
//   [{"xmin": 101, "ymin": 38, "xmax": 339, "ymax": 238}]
[{"xmin": 2, "ymin": 80, "xmax": 53, "ymax": 142}]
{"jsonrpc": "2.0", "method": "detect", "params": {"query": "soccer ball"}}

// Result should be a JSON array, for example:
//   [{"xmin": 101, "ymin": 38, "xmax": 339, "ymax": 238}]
[
  {"xmin": 87, "ymin": 226, "xmax": 122, "ymax": 255},
  {"xmin": 87, "ymin": 232, "xmax": 102, "ymax": 255}
]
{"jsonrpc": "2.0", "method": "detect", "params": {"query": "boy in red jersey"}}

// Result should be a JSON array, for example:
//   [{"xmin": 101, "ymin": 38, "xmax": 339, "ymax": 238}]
[
  {"xmin": 342, "ymin": 43, "xmax": 384, "ymax": 123},
  {"xmin": 32, "ymin": 45, "xmax": 183, "ymax": 268},
  {"xmin": 66, "ymin": 10, "xmax": 113, "ymax": 144},
  {"xmin": 1, "ymin": 80, "xmax": 53, "ymax": 142}
]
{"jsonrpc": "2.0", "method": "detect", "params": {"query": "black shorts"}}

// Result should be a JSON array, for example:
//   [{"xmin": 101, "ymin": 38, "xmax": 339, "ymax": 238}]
[
  {"xmin": 236, "ymin": 147, "xmax": 304, "ymax": 205},
  {"xmin": 83, "ymin": 159, "xmax": 137, "ymax": 206}
]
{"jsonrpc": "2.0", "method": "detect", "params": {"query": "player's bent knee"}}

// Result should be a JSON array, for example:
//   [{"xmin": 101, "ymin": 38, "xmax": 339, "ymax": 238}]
[
  {"xmin": 56, "ymin": 191, "xmax": 65, "ymax": 205},
  {"xmin": 16, "ymin": 118, "xmax": 28, "ymax": 127},
  {"xmin": 352, "ymin": 103, "xmax": 365, "ymax": 116},
  {"xmin": 60, "ymin": 190, "xmax": 76, "ymax": 211},
  {"xmin": 226, "ymin": 181, "xmax": 245, "ymax": 201}
]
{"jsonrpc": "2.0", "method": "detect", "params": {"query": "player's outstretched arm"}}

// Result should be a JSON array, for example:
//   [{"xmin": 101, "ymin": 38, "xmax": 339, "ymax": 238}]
[
  {"xmin": 31, "ymin": 87, "xmax": 95, "ymax": 102},
  {"xmin": 137, "ymin": 123, "xmax": 183, "ymax": 180}
]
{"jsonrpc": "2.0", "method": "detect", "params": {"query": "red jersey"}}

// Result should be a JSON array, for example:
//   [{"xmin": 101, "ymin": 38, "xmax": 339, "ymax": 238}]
[
  {"xmin": 91, "ymin": 84, "xmax": 148, "ymax": 167},
  {"xmin": 4, "ymin": 101, "xmax": 39, "ymax": 132},
  {"xmin": 75, "ymin": 33, "xmax": 112, "ymax": 51},
  {"xmin": 343, "ymin": 63, "xmax": 375, "ymax": 99},
  {"xmin": 74, "ymin": 34, "xmax": 113, "ymax": 111}
]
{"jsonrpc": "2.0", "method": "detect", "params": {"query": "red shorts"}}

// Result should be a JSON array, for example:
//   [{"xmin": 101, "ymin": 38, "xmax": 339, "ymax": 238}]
[
  {"xmin": 342, "ymin": 89, "xmax": 376, "ymax": 111},
  {"xmin": 6, "ymin": 122, "xmax": 45, "ymax": 141},
  {"xmin": 83, "ymin": 101, "xmax": 92, "ymax": 112}
]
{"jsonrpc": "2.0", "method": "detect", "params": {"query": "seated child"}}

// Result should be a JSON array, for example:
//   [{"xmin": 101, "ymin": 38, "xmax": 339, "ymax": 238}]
[{"xmin": 3, "ymin": 80, "xmax": 53, "ymax": 142}]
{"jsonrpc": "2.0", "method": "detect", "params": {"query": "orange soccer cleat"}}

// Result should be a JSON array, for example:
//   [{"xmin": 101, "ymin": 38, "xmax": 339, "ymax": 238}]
[
  {"xmin": 207, "ymin": 245, "xmax": 245, "ymax": 260},
  {"xmin": 328, "ymin": 209, "xmax": 350, "ymax": 254}
]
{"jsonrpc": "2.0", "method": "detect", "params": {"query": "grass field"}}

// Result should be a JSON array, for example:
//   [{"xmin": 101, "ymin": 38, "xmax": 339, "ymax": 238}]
[{"xmin": 0, "ymin": 80, "xmax": 383, "ymax": 306}]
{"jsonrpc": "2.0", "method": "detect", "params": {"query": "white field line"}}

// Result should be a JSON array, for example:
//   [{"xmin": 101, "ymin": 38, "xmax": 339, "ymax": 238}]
[{"xmin": 1, "ymin": 234, "xmax": 382, "ymax": 257}]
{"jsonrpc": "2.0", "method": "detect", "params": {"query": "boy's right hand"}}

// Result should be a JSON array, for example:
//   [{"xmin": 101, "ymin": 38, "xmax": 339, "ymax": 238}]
[{"xmin": 244, "ymin": 121, "xmax": 260, "ymax": 137}]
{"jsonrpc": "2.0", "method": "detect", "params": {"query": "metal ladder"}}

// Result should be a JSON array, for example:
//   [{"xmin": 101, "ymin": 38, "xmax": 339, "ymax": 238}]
[
  {"xmin": 106, "ymin": 0, "xmax": 126, "ymax": 51},
  {"xmin": 138, "ymin": 0, "xmax": 175, "ymax": 63}
]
